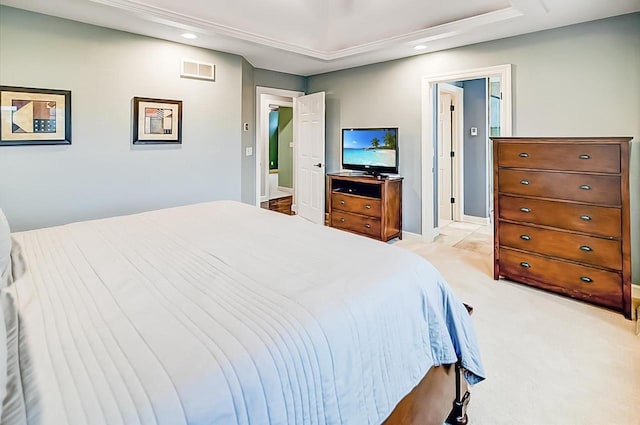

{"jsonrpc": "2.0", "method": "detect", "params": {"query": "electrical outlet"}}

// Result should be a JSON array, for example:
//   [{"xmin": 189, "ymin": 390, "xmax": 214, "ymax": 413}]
[
  {"xmin": 243, "ymin": 123, "xmax": 249, "ymax": 131},
  {"xmin": 245, "ymin": 147, "xmax": 253, "ymax": 156}
]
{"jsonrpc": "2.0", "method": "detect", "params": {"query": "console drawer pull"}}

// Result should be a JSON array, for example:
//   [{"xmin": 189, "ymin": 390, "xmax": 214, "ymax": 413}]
[
  {"xmin": 580, "ymin": 276, "xmax": 593, "ymax": 283},
  {"xmin": 364, "ymin": 224, "xmax": 371, "ymax": 229},
  {"xmin": 519, "ymin": 152, "xmax": 529, "ymax": 158},
  {"xmin": 580, "ymin": 215, "xmax": 592, "ymax": 221},
  {"xmin": 340, "ymin": 218, "xmax": 345, "ymax": 222},
  {"xmin": 365, "ymin": 204, "xmax": 371, "ymax": 209},
  {"xmin": 520, "ymin": 235, "xmax": 531, "ymax": 241},
  {"xmin": 340, "ymin": 200, "xmax": 345, "ymax": 205},
  {"xmin": 520, "ymin": 262, "xmax": 531, "ymax": 269},
  {"xmin": 580, "ymin": 245, "xmax": 592, "ymax": 252},
  {"xmin": 520, "ymin": 180, "xmax": 530, "ymax": 185},
  {"xmin": 580, "ymin": 185, "xmax": 591, "ymax": 190},
  {"xmin": 579, "ymin": 154, "xmax": 591, "ymax": 160}
]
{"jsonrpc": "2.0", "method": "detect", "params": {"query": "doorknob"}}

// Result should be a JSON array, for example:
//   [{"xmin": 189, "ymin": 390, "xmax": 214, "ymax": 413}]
[{"xmin": 313, "ymin": 163, "xmax": 322, "ymax": 168}]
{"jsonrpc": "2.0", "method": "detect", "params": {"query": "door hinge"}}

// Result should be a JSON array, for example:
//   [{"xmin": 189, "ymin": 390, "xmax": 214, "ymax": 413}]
[
  {"xmin": 450, "ymin": 104, "xmax": 455, "ymax": 112},
  {"xmin": 450, "ymin": 151, "xmax": 455, "ymax": 158},
  {"xmin": 450, "ymin": 197, "xmax": 455, "ymax": 204}
]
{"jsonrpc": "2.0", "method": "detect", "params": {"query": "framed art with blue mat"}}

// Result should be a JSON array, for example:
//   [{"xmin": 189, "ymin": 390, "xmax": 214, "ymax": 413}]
[
  {"xmin": 132, "ymin": 97, "xmax": 182, "ymax": 145},
  {"xmin": 0, "ymin": 86, "xmax": 71, "ymax": 146}
]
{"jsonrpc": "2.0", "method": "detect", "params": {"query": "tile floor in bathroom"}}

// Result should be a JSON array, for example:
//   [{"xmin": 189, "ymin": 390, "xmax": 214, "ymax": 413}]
[{"xmin": 433, "ymin": 220, "xmax": 493, "ymax": 255}]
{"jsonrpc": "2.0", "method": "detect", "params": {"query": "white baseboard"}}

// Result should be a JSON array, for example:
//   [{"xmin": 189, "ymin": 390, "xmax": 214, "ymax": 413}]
[
  {"xmin": 463, "ymin": 215, "xmax": 491, "ymax": 225},
  {"xmin": 401, "ymin": 231, "xmax": 423, "ymax": 241}
]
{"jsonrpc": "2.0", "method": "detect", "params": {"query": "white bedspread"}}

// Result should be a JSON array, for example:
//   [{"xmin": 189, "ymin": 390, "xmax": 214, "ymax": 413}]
[{"xmin": 3, "ymin": 201, "xmax": 484, "ymax": 425}]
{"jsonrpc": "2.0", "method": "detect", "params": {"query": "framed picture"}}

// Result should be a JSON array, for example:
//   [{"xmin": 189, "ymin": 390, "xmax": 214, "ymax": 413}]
[
  {"xmin": 133, "ymin": 97, "xmax": 182, "ymax": 144},
  {"xmin": 0, "ymin": 86, "xmax": 71, "ymax": 146}
]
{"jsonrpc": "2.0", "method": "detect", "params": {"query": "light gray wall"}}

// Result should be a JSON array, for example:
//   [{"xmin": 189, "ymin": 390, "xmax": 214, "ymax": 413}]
[
  {"xmin": 307, "ymin": 13, "xmax": 640, "ymax": 283},
  {"xmin": 254, "ymin": 69, "xmax": 307, "ymax": 93},
  {"xmin": 241, "ymin": 58, "xmax": 256, "ymax": 204},
  {"xmin": 0, "ymin": 7, "xmax": 243, "ymax": 231},
  {"xmin": 462, "ymin": 79, "xmax": 488, "ymax": 218}
]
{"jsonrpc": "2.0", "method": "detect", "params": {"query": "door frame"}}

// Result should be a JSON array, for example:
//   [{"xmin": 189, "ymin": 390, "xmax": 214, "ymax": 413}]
[
  {"xmin": 255, "ymin": 87, "xmax": 304, "ymax": 206},
  {"xmin": 437, "ymin": 83, "xmax": 464, "ymax": 224},
  {"xmin": 421, "ymin": 64, "xmax": 512, "ymax": 242}
]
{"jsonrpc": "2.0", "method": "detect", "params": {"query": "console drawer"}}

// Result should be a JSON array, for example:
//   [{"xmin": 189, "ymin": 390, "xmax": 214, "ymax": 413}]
[
  {"xmin": 499, "ymin": 222, "xmax": 622, "ymax": 270},
  {"xmin": 332, "ymin": 193, "xmax": 381, "ymax": 217},
  {"xmin": 499, "ymin": 248, "xmax": 622, "ymax": 309},
  {"xmin": 499, "ymin": 169, "xmax": 621, "ymax": 205},
  {"xmin": 331, "ymin": 211, "xmax": 381, "ymax": 238},
  {"xmin": 498, "ymin": 143, "xmax": 621, "ymax": 173},
  {"xmin": 498, "ymin": 195, "xmax": 621, "ymax": 238}
]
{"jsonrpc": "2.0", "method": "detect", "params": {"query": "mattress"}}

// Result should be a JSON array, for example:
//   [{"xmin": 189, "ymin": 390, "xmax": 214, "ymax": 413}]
[{"xmin": 1, "ymin": 200, "xmax": 484, "ymax": 425}]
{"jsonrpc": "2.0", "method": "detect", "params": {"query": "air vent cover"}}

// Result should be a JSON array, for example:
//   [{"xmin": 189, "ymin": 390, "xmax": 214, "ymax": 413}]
[{"xmin": 181, "ymin": 59, "xmax": 215, "ymax": 81}]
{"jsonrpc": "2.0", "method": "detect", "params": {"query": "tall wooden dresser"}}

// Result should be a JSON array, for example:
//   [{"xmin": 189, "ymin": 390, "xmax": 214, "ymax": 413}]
[{"xmin": 492, "ymin": 137, "xmax": 632, "ymax": 318}]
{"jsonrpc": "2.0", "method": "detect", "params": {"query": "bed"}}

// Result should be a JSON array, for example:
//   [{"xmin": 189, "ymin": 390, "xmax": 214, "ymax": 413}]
[{"xmin": 0, "ymin": 201, "xmax": 484, "ymax": 425}]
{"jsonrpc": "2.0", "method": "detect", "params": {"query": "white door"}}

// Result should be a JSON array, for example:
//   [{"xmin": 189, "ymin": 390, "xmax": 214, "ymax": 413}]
[
  {"xmin": 294, "ymin": 92, "xmax": 325, "ymax": 224},
  {"xmin": 438, "ymin": 92, "xmax": 453, "ymax": 222}
]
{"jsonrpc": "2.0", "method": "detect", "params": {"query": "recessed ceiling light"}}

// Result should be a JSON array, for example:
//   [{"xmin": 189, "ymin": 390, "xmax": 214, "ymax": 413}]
[
  {"xmin": 181, "ymin": 33, "xmax": 198, "ymax": 40},
  {"xmin": 414, "ymin": 45, "xmax": 427, "ymax": 50}
]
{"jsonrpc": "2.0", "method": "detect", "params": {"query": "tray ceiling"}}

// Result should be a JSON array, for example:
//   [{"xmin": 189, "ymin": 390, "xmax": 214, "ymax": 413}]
[{"xmin": 2, "ymin": 0, "xmax": 639, "ymax": 75}]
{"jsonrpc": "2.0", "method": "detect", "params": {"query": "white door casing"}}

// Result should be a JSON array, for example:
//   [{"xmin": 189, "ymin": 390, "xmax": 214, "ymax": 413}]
[
  {"xmin": 421, "ymin": 64, "xmax": 512, "ymax": 242},
  {"xmin": 438, "ymin": 83, "xmax": 464, "ymax": 224},
  {"xmin": 255, "ymin": 87, "xmax": 304, "ymax": 206},
  {"xmin": 294, "ymin": 91, "xmax": 326, "ymax": 224},
  {"xmin": 438, "ymin": 92, "xmax": 453, "ymax": 222}
]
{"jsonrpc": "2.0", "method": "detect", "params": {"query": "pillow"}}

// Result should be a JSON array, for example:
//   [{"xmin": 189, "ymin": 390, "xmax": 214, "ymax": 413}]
[{"xmin": 0, "ymin": 209, "xmax": 11, "ymax": 289}]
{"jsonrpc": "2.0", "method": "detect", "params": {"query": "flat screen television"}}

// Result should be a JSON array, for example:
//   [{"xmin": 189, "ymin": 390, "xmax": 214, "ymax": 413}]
[{"xmin": 341, "ymin": 127, "xmax": 398, "ymax": 175}]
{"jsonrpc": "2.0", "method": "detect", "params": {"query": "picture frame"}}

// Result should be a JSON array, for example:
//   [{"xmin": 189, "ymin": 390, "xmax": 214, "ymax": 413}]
[
  {"xmin": 133, "ymin": 97, "xmax": 182, "ymax": 144},
  {"xmin": 0, "ymin": 86, "xmax": 72, "ymax": 146}
]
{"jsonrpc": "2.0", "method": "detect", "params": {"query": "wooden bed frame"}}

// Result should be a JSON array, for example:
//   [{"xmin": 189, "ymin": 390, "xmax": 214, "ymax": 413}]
[{"xmin": 383, "ymin": 304, "xmax": 474, "ymax": 425}]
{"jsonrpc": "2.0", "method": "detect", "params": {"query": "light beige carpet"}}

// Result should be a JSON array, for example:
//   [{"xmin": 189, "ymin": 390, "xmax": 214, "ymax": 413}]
[{"xmin": 395, "ymin": 239, "xmax": 640, "ymax": 425}]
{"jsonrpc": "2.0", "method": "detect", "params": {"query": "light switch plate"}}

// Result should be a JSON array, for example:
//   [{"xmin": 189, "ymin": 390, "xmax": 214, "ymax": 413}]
[
  {"xmin": 245, "ymin": 147, "xmax": 253, "ymax": 156},
  {"xmin": 470, "ymin": 127, "xmax": 478, "ymax": 136}
]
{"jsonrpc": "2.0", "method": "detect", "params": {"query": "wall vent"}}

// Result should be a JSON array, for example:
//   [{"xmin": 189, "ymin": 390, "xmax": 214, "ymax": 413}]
[{"xmin": 181, "ymin": 59, "xmax": 215, "ymax": 81}]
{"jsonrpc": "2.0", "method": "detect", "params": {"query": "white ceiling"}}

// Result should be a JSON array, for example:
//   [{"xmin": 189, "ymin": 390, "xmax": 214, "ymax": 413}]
[{"xmin": 2, "ymin": 0, "xmax": 639, "ymax": 76}]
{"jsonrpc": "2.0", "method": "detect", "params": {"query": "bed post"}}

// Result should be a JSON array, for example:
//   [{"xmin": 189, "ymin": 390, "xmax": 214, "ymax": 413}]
[
  {"xmin": 445, "ymin": 302, "xmax": 474, "ymax": 425},
  {"xmin": 445, "ymin": 359, "xmax": 470, "ymax": 425}
]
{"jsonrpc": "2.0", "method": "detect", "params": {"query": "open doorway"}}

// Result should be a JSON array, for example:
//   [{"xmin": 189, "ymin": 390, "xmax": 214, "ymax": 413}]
[
  {"xmin": 256, "ymin": 87, "xmax": 304, "ymax": 214},
  {"xmin": 421, "ymin": 64, "xmax": 512, "ymax": 242},
  {"xmin": 256, "ymin": 87, "xmax": 327, "ymax": 224}
]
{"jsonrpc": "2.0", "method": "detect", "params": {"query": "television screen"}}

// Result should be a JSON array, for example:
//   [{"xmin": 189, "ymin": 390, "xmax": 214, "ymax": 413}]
[{"xmin": 342, "ymin": 128, "xmax": 398, "ymax": 174}]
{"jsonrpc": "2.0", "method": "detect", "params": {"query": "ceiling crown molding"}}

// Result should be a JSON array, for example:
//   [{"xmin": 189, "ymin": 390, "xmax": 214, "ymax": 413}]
[{"xmin": 89, "ymin": 0, "xmax": 527, "ymax": 60}]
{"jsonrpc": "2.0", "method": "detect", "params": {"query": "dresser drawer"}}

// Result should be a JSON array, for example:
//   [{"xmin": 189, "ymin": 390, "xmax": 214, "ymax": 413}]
[
  {"xmin": 499, "ymin": 169, "xmax": 621, "ymax": 205},
  {"xmin": 499, "ymin": 222, "xmax": 622, "ymax": 270},
  {"xmin": 498, "ymin": 195, "xmax": 621, "ymax": 238},
  {"xmin": 331, "ymin": 211, "xmax": 381, "ymax": 237},
  {"xmin": 331, "ymin": 193, "xmax": 381, "ymax": 217},
  {"xmin": 498, "ymin": 143, "xmax": 621, "ymax": 173},
  {"xmin": 499, "ymin": 248, "xmax": 622, "ymax": 309}
]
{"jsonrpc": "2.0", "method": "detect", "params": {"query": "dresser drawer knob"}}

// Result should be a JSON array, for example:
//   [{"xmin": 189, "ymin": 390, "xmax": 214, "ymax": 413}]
[
  {"xmin": 340, "ymin": 218, "xmax": 345, "ymax": 222},
  {"xmin": 580, "ymin": 185, "xmax": 591, "ymax": 190},
  {"xmin": 520, "ymin": 262, "xmax": 531, "ymax": 269},
  {"xmin": 520, "ymin": 235, "xmax": 531, "ymax": 241},
  {"xmin": 365, "ymin": 204, "xmax": 371, "ymax": 209},
  {"xmin": 519, "ymin": 207, "xmax": 531, "ymax": 213},
  {"xmin": 520, "ymin": 180, "xmax": 530, "ymax": 185},
  {"xmin": 579, "ymin": 215, "xmax": 592, "ymax": 221},
  {"xmin": 580, "ymin": 276, "xmax": 593, "ymax": 283},
  {"xmin": 519, "ymin": 152, "xmax": 529, "ymax": 158},
  {"xmin": 364, "ymin": 224, "xmax": 371, "ymax": 229},
  {"xmin": 578, "ymin": 154, "xmax": 591, "ymax": 160},
  {"xmin": 579, "ymin": 245, "xmax": 593, "ymax": 252},
  {"xmin": 340, "ymin": 200, "xmax": 345, "ymax": 205}
]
